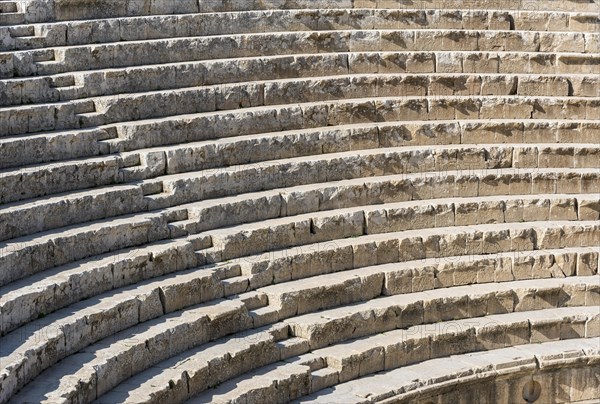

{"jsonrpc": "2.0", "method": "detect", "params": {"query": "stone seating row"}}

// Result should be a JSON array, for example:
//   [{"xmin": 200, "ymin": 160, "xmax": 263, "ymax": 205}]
[
  {"xmin": 295, "ymin": 337, "xmax": 600, "ymax": 404},
  {"xmin": 3, "ymin": 51, "xmax": 598, "ymax": 107},
  {"xmin": 2, "ymin": 257, "xmax": 596, "ymax": 402},
  {"xmin": 2, "ymin": 29, "xmax": 599, "ymax": 78},
  {"xmin": 1, "ymin": 190, "xmax": 597, "ymax": 332},
  {"xmin": 2, "ymin": 8, "xmax": 598, "ymax": 51},
  {"xmin": 7, "ymin": 0, "xmax": 599, "ymax": 25}
]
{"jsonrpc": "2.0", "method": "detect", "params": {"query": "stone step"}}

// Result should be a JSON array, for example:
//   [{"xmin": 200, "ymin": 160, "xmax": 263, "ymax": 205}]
[
  {"xmin": 0, "ymin": 165, "xmax": 595, "ymax": 286},
  {"xmin": 195, "ymin": 0, "xmax": 600, "ymax": 13},
  {"xmin": 3, "ymin": 50, "xmax": 598, "ymax": 108},
  {"xmin": 3, "ymin": 69, "xmax": 598, "ymax": 110},
  {"xmin": 95, "ymin": 93, "xmax": 600, "ymax": 153},
  {"xmin": 2, "ymin": 138, "xmax": 597, "ymax": 204},
  {"xmin": 11, "ymin": 309, "xmax": 293, "ymax": 404},
  {"xmin": 296, "ymin": 337, "xmax": 600, "ymax": 403},
  {"xmin": 230, "ymin": 220, "xmax": 599, "ymax": 290},
  {"xmin": 2, "ymin": 8, "xmax": 598, "ymax": 52},
  {"xmin": 93, "ymin": 276, "xmax": 598, "ymax": 404},
  {"xmin": 0, "ymin": 12, "xmax": 24, "ymax": 26},
  {"xmin": 9, "ymin": 0, "xmax": 599, "ymax": 27},
  {"xmin": 1, "ymin": 183, "xmax": 595, "ymax": 287},
  {"xmin": 199, "ymin": 192, "xmax": 597, "ymax": 261},
  {"xmin": 2, "ymin": 174, "xmax": 597, "ymax": 332},
  {"xmin": 2, "ymin": 117, "xmax": 596, "ymax": 233},
  {"xmin": 1, "ymin": 195, "xmax": 598, "ymax": 333},
  {"xmin": 0, "ymin": 115, "xmax": 598, "ymax": 172},
  {"xmin": 152, "ymin": 150, "xmax": 600, "ymax": 212},
  {"xmin": 1, "ymin": 217, "xmax": 597, "ymax": 400},
  {"xmin": 0, "ymin": 280, "xmax": 249, "ymax": 403},
  {"xmin": 285, "ymin": 276, "xmax": 599, "ymax": 350},
  {"xmin": 0, "ymin": 140, "xmax": 596, "ymax": 237},
  {"xmin": 0, "ymin": 2, "xmax": 17, "ymax": 13},
  {"xmin": 192, "ymin": 307, "xmax": 599, "ymax": 403},
  {"xmin": 2, "ymin": 72, "xmax": 598, "ymax": 133},
  {"xmin": 5, "ymin": 77, "xmax": 599, "ymax": 135},
  {"xmin": 256, "ymin": 255, "xmax": 599, "ymax": 320},
  {"xmin": 4, "ymin": 29, "xmax": 598, "ymax": 78}
]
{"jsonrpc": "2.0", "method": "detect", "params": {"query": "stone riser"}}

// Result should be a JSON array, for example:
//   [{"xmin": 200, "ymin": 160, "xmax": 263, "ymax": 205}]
[
  {"xmin": 4, "ymin": 83, "xmax": 599, "ymax": 136},
  {"xmin": 0, "ymin": 115, "xmax": 598, "ymax": 173},
  {"xmin": 2, "ymin": 73, "xmax": 599, "ymax": 137},
  {"xmin": 3, "ymin": 51, "xmax": 598, "ymax": 107},
  {"xmin": 1, "ymin": 145, "xmax": 597, "ymax": 278},
  {"xmin": 3, "ymin": 29, "xmax": 598, "ymax": 78},
  {"xmin": 1, "ymin": 169, "xmax": 597, "ymax": 333},
  {"xmin": 2, "ymin": 165, "xmax": 597, "ymax": 287},
  {"xmin": 1, "ymin": 97, "xmax": 599, "ymax": 203},
  {"xmin": 1, "ymin": 190, "xmax": 596, "ymax": 333},
  {"xmin": 295, "ymin": 338, "xmax": 600, "ymax": 404},
  {"xmin": 2, "ymin": 117, "xmax": 597, "ymax": 235},
  {"xmin": 194, "ymin": 312, "xmax": 599, "ymax": 403},
  {"xmin": 8, "ymin": 0, "xmax": 600, "ymax": 25},
  {"xmin": 100, "ymin": 281, "xmax": 599, "ymax": 404},
  {"xmin": 2, "ymin": 8, "xmax": 599, "ymax": 52},
  {"xmin": 5, "ymin": 271, "xmax": 598, "ymax": 403}
]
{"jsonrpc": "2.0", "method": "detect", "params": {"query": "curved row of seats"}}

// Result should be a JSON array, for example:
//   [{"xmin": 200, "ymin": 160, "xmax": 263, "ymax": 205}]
[{"xmin": 0, "ymin": 0, "xmax": 598, "ymax": 403}]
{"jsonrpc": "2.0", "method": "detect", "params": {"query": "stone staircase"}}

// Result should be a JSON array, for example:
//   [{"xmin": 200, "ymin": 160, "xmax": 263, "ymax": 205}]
[{"xmin": 0, "ymin": 0, "xmax": 598, "ymax": 403}]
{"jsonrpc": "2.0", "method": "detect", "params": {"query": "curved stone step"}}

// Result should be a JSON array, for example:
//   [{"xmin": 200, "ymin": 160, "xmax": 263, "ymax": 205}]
[
  {"xmin": 89, "ymin": 275, "xmax": 598, "ymax": 404},
  {"xmin": 4, "ymin": 77, "xmax": 599, "ymax": 135},
  {"xmin": 4, "ymin": 29, "xmax": 598, "ymax": 78},
  {"xmin": 1, "ymin": 192, "xmax": 595, "ymax": 333},
  {"xmin": 3, "ymin": 8, "xmax": 599, "ymax": 52},
  {"xmin": 18, "ymin": 302, "xmax": 600, "ymax": 404},
  {"xmin": 294, "ymin": 337, "xmax": 600, "ymax": 404},
  {"xmin": 195, "ymin": 0, "xmax": 600, "ymax": 14},
  {"xmin": 0, "ymin": 111, "xmax": 596, "ymax": 172},
  {"xmin": 1, "ymin": 164, "xmax": 595, "ymax": 286},
  {"xmin": 2, "ymin": 130, "xmax": 596, "ymax": 200},
  {"xmin": 1, "ymin": 219, "xmax": 597, "ymax": 401},
  {"xmin": 3, "ymin": 49, "xmax": 598, "ymax": 107},
  {"xmin": 2, "ymin": 167, "xmax": 596, "ymax": 297},
  {"xmin": 3, "ymin": 70, "xmax": 597, "ymax": 113},
  {"xmin": 0, "ymin": 115, "xmax": 600, "ymax": 234},
  {"xmin": 1, "ymin": 120, "xmax": 598, "ymax": 203},
  {"xmin": 2, "ymin": 116, "xmax": 597, "ymax": 232},
  {"xmin": 189, "ymin": 308, "xmax": 599, "ymax": 404},
  {"xmin": 2, "ymin": 72, "xmax": 599, "ymax": 137},
  {"xmin": 95, "ymin": 93, "xmax": 600, "ymax": 153},
  {"xmin": 0, "ymin": 144, "xmax": 596, "ymax": 275}
]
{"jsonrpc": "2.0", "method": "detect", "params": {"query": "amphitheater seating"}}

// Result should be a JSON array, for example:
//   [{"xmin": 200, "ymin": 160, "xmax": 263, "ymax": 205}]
[{"xmin": 0, "ymin": 0, "xmax": 598, "ymax": 403}]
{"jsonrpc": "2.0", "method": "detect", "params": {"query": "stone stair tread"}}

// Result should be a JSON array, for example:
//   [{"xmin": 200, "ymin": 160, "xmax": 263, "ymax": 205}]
[
  {"xmin": 1, "ymin": 187, "xmax": 595, "ymax": 289},
  {"xmin": 1, "ymin": 71, "xmax": 598, "ymax": 110},
  {"xmin": 1, "ymin": 117, "xmax": 597, "ymax": 171},
  {"xmin": 295, "ymin": 337, "xmax": 600, "ymax": 403},
  {"xmin": 2, "ymin": 1, "xmax": 600, "ymax": 403},
  {"xmin": 2, "ymin": 247, "xmax": 596, "ymax": 401},
  {"xmin": 196, "ymin": 307, "xmax": 598, "ymax": 402},
  {"xmin": 101, "ymin": 298, "xmax": 599, "ymax": 404},
  {"xmin": 0, "ymin": 194, "xmax": 597, "ymax": 338}
]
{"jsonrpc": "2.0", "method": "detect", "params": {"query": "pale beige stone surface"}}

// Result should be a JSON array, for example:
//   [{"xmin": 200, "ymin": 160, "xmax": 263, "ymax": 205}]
[{"xmin": 1, "ymin": 0, "xmax": 598, "ymax": 403}]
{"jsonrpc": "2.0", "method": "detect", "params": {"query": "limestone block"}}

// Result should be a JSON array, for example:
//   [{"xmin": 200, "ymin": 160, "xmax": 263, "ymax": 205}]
[
  {"xmin": 349, "ymin": 30, "xmax": 380, "ymax": 52},
  {"xmin": 528, "ymin": 54, "xmax": 557, "ymax": 74},
  {"xmin": 577, "ymin": 251, "xmax": 599, "ymax": 276},
  {"xmin": 519, "ymin": 76, "xmax": 569, "ymax": 96},
  {"xmin": 349, "ymin": 52, "xmax": 380, "ymax": 74},
  {"xmin": 380, "ymin": 31, "xmax": 414, "ymax": 51},
  {"xmin": 436, "ymin": 52, "xmax": 462, "ymax": 74},
  {"xmin": 540, "ymin": 33, "xmax": 585, "ymax": 53}
]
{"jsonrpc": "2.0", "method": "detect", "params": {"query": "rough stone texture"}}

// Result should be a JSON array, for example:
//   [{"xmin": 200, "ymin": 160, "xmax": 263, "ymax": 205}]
[{"xmin": 0, "ymin": 0, "xmax": 598, "ymax": 403}]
